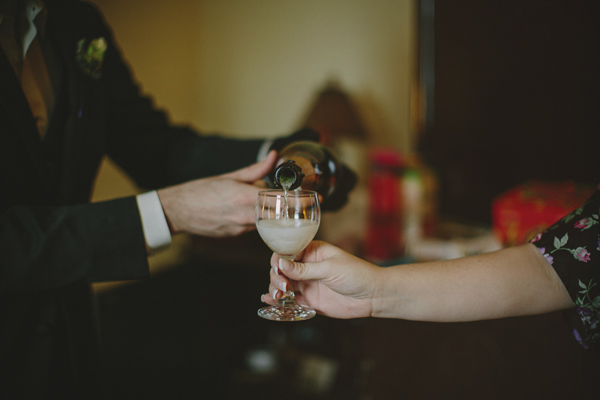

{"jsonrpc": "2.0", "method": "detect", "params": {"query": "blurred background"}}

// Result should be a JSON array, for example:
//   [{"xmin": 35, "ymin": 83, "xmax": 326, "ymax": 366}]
[
  {"xmin": 90, "ymin": 0, "xmax": 416, "ymax": 276},
  {"xmin": 88, "ymin": 0, "xmax": 598, "ymax": 399}
]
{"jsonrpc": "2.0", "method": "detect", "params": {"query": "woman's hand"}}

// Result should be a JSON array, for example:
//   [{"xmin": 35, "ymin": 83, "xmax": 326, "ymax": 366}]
[{"xmin": 261, "ymin": 241, "xmax": 383, "ymax": 319}]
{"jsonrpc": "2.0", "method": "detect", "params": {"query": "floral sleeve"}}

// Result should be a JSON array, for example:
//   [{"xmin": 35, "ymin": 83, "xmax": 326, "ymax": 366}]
[{"xmin": 530, "ymin": 184, "xmax": 600, "ymax": 349}]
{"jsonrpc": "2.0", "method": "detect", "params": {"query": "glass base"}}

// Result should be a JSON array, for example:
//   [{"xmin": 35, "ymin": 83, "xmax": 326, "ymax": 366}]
[{"xmin": 258, "ymin": 303, "xmax": 316, "ymax": 321}]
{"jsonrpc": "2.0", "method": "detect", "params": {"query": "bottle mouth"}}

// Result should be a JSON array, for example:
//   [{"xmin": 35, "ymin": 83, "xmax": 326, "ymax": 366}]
[{"xmin": 274, "ymin": 161, "xmax": 304, "ymax": 190}]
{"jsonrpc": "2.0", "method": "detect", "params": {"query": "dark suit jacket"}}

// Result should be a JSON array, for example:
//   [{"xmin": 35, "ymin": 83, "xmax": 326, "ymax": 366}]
[{"xmin": 0, "ymin": 1, "xmax": 263, "ymax": 397}]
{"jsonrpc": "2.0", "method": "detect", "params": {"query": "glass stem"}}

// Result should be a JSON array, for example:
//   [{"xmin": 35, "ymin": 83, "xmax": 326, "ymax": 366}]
[
  {"xmin": 277, "ymin": 291, "xmax": 297, "ymax": 307},
  {"xmin": 277, "ymin": 255, "xmax": 298, "ymax": 306}
]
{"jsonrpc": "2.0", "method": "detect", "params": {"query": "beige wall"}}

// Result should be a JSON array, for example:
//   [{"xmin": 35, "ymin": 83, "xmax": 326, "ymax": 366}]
[
  {"xmin": 89, "ymin": 0, "xmax": 417, "ymax": 276},
  {"xmin": 90, "ymin": 0, "xmax": 416, "ymax": 142},
  {"xmin": 89, "ymin": 0, "xmax": 416, "ymax": 164}
]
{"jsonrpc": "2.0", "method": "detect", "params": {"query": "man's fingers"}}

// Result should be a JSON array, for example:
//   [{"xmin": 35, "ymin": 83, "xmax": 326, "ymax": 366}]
[{"xmin": 221, "ymin": 150, "xmax": 277, "ymax": 183}]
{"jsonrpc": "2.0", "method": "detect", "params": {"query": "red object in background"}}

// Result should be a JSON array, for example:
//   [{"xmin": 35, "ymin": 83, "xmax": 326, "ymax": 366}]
[
  {"xmin": 363, "ymin": 150, "xmax": 404, "ymax": 262},
  {"xmin": 492, "ymin": 181, "xmax": 595, "ymax": 246}
]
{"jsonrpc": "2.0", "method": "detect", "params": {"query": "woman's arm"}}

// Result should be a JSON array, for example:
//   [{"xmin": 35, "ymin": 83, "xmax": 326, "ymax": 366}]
[
  {"xmin": 264, "ymin": 241, "xmax": 573, "ymax": 321},
  {"xmin": 374, "ymin": 243, "xmax": 573, "ymax": 321}
]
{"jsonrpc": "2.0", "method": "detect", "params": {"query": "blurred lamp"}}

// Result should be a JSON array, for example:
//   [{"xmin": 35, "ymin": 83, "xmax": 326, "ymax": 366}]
[{"xmin": 302, "ymin": 81, "xmax": 367, "ymax": 145}]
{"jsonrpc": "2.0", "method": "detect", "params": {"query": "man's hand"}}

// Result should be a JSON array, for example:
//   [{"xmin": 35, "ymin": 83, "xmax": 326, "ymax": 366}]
[{"xmin": 157, "ymin": 150, "xmax": 277, "ymax": 237}]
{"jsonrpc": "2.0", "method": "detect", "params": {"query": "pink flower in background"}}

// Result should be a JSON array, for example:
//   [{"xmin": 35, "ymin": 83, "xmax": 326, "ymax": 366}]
[
  {"xmin": 575, "ymin": 219, "xmax": 593, "ymax": 230},
  {"xmin": 573, "ymin": 247, "xmax": 591, "ymax": 263}
]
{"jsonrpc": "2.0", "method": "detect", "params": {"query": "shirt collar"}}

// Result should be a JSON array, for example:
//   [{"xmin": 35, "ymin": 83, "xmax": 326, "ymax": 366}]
[{"xmin": 0, "ymin": 0, "xmax": 46, "ymax": 54}]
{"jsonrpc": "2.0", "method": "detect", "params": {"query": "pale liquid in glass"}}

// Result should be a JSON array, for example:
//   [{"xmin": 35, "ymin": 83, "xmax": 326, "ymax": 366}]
[
  {"xmin": 256, "ymin": 187, "xmax": 319, "ymax": 321},
  {"xmin": 262, "ymin": 176, "xmax": 316, "ymax": 259},
  {"xmin": 256, "ymin": 219, "xmax": 319, "ymax": 259}
]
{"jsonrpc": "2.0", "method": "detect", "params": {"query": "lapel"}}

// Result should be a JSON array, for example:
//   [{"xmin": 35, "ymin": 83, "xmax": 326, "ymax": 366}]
[
  {"xmin": 42, "ymin": 1, "xmax": 107, "ymax": 202},
  {"xmin": 0, "ymin": 46, "xmax": 48, "ymax": 197},
  {"xmin": 0, "ymin": 47, "xmax": 44, "ymax": 153},
  {"xmin": 45, "ymin": 0, "xmax": 107, "ymax": 160},
  {"xmin": 45, "ymin": 2, "xmax": 84, "ymax": 139},
  {"xmin": 0, "ymin": 0, "xmax": 90, "ymax": 200}
]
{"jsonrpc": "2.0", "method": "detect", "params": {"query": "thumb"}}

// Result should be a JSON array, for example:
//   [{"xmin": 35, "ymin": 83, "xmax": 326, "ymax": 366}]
[
  {"xmin": 221, "ymin": 150, "xmax": 277, "ymax": 183},
  {"xmin": 279, "ymin": 258, "xmax": 327, "ymax": 282}
]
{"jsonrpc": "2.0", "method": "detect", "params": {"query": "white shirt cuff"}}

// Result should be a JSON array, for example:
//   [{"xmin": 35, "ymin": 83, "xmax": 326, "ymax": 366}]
[{"xmin": 136, "ymin": 190, "xmax": 172, "ymax": 253}]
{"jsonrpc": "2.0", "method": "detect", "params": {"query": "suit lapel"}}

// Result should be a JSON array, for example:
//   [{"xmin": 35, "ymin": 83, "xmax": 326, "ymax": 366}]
[
  {"xmin": 0, "ymin": 46, "xmax": 47, "ymax": 198},
  {"xmin": 0, "ymin": 48, "xmax": 43, "ymax": 150},
  {"xmin": 44, "ymin": 4, "xmax": 100, "ymax": 203},
  {"xmin": 1, "ymin": 1, "xmax": 100, "ymax": 204},
  {"xmin": 46, "ymin": 6, "xmax": 83, "ymax": 130}
]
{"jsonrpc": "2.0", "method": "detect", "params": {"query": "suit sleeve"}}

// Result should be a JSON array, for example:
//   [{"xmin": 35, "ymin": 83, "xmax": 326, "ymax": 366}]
[
  {"xmin": 0, "ymin": 197, "xmax": 149, "ymax": 295},
  {"xmin": 0, "ymin": 1, "xmax": 266, "ymax": 296},
  {"xmin": 85, "ymin": 3, "xmax": 265, "ymax": 190}
]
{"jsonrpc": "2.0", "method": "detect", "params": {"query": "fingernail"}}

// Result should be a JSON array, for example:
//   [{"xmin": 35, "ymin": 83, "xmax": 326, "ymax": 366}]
[
  {"xmin": 271, "ymin": 288, "xmax": 278, "ymax": 299},
  {"xmin": 271, "ymin": 260, "xmax": 281, "ymax": 275},
  {"xmin": 279, "ymin": 281, "xmax": 288, "ymax": 292}
]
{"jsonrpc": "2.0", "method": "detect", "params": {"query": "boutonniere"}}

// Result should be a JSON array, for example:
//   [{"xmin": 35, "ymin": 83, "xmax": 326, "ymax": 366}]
[{"xmin": 75, "ymin": 37, "xmax": 107, "ymax": 79}]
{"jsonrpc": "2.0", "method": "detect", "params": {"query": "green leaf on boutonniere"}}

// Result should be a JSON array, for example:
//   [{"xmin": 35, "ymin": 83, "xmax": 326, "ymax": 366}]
[{"xmin": 76, "ymin": 37, "xmax": 107, "ymax": 79}]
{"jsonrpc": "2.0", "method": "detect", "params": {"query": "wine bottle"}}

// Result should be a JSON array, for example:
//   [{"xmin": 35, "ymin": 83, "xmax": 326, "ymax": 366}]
[{"xmin": 270, "ymin": 141, "xmax": 357, "ymax": 211}]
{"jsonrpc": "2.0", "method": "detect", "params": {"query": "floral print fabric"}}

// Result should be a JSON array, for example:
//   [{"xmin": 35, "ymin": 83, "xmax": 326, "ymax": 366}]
[{"xmin": 530, "ymin": 184, "xmax": 600, "ymax": 349}]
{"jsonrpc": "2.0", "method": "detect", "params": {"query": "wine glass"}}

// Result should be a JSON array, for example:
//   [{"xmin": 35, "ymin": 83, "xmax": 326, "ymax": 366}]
[{"xmin": 255, "ymin": 190, "xmax": 321, "ymax": 321}]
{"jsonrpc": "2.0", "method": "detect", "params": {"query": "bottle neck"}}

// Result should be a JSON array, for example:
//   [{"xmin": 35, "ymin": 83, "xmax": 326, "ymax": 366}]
[{"xmin": 274, "ymin": 161, "xmax": 304, "ymax": 191}]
